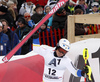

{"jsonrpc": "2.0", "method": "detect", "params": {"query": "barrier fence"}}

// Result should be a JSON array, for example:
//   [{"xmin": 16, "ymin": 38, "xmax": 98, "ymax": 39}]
[
  {"xmin": 39, "ymin": 28, "xmax": 64, "ymax": 47},
  {"xmin": 39, "ymin": 25, "xmax": 100, "ymax": 47}
]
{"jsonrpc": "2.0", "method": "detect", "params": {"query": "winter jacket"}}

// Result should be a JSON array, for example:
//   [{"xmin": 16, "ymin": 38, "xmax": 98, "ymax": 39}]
[
  {"xmin": 19, "ymin": 2, "xmax": 36, "ymax": 16},
  {"xmin": 15, "ymin": 26, "xmax": 33, "ymax": 55},
  {"xmin": 47, "ymin": 16, "xmax": 53, "ymax": 27},
  {"xmin": 5, "ymin": 29, "xmax": 21, "ymax": 55},
  {"xmin": 0, "ymin": 13, "xmax": 14, "ymax": 28},
  {"xmin": 31, "ymin": 13, "xmax": 45, "ymax": 24},
  {"xmin": 0, "ymin": 32, "xmax": 11, "ymax": 55},
  {"xmin": 27, "ymin": 20, "xmax": 40, "ymax": 44},
  {"xmin": 52, "ymin": 14, "xmax": 68, "ymax": 30}
]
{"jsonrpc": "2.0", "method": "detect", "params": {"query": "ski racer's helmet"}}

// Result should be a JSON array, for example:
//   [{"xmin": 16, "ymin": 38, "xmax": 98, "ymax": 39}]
[
  {"xmin": 91, "ymin": 2, "xmax": 99, "ymax": 8},
  {"xmin": 57, "ymin": 38, "xmax": 70, "ymax": 51}
]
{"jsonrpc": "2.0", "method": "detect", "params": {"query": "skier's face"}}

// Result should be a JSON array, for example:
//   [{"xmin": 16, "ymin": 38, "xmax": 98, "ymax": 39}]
[{"xmin": 56, "ymin": 48, "xmax": 67, "ymax": 57}]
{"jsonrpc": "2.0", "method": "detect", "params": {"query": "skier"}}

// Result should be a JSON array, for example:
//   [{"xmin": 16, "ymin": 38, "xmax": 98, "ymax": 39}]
[{"xmin": 32, "ymin": 38, "xmax": 88, "ymax": 82}]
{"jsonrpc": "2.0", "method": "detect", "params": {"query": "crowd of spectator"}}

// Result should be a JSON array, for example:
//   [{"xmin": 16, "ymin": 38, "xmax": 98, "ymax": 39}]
[{"xmin": 0, "ymin": 0, "xmax": 99, "ymax": 55}]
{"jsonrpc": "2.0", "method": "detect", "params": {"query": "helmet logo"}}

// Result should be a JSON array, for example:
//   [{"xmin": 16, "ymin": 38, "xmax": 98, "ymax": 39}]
[
  {"xmin": 63, "ymin": 44, "xmax": 69, "ymax": 49},
  {"xmin": 64, "ymin": 40, "xmax": 66, "ymax": 42}
]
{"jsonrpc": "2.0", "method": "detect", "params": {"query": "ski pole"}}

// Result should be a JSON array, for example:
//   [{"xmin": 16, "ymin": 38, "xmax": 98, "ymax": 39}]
[
  {"xmin": 83, "ymin": 48, "xmax": 92, "ymax": 82},
  {"xmin": 83, "ymin": 48, "xmax": 89, "ymax": 82}
]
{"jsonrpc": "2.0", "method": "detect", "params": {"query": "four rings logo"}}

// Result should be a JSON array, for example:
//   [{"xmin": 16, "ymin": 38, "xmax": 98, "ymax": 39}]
[{"xmin": 49, "ymin": 1, "xmax": 65, "ymax": 14}]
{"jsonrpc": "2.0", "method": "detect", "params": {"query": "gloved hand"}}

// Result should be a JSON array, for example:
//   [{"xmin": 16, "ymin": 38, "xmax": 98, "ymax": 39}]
[{"xmin": 81, "ymin": 66, "xmax": 89, "ymax": 76}]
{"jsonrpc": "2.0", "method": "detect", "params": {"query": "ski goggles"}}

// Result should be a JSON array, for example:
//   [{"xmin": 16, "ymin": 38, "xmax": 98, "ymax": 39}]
[
  {"xmin": 58, "ymin": 48, "xmax": 67, "ymax": 55},
  {"xmin": 92, "ymin": 5, "xmax": 99, "ymax": 8}
]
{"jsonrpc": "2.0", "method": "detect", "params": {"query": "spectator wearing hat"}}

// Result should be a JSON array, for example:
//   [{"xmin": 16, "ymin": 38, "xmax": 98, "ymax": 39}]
[
  {"xmin": 0, "ymin": 22, "xmax": 11, "ymax": 55},
  {"xmin": 31, "ymin": 4, "xmax": 45, "ymax": 24},
  {"xmin": 0, "ymin": 19, "xmax": 21, "ymax": 55},
  {"xmin": 15, "ymin": 17, "xmax": 33, "ymax": 55},
  {"xmin": 89, "ymin": 2, "xmax": 100, "ymax": 14},
  {"xmin": 76, "ymin": 0, "xmax": 89, "ymax": 14},
  {"xmin": 52, "ymin": 7, "xmax": 69, "ymax": 30},
  {"xmin": 88, "ymin": 2, "xmax": 100, "ymax": 34},
  {"xmin": 52, "ymin": 7, "xmax": 70, "ymax": 41},
  {"xmin": 64, "ymin": 0, "xmax": 76, "ymax": 15},
  {"xmin": 19, "ymin": 1, "xmax": 36, "ymax": 16},
  {"xmin": 0, "ymin": 5, "xmax": 14, "ymax": 28}
]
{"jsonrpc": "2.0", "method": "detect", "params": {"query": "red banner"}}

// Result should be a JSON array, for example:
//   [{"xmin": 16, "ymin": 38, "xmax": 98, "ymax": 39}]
[{"xmin": 0, "ymin": 55, "xmax": 44, "ymax": 82}]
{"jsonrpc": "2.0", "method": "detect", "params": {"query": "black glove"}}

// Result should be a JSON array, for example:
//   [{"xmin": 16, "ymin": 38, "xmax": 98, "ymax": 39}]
[{"xmin": 81, "ymin": 66, "xmax": 88, "ymax": 76}]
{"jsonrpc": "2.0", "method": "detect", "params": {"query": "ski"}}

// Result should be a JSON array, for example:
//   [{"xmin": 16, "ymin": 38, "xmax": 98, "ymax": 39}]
[{"xmin": 2, "ymin": 0, "xmax": 69, "ymax": 63}]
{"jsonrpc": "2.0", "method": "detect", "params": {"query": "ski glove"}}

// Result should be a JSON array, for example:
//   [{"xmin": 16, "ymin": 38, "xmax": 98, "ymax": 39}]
[{"xmin": 81, "ymin": 66, "xmax": 89, "ymax": 76}]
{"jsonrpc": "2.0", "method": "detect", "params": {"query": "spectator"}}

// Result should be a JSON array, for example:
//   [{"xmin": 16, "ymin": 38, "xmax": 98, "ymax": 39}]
[
  {"xmin": 19, "ymin": 1, "xmax": 36, "ymax": 16},
  {"xmin": 74, "ymin": 4, "xmax": 86, "ymax": 14},
  {"xmin": 0, "ymin": 22, "xmax": 10, "ymax": 55},
  {"xmin": 64, "ymin": 9, "xmax": 89, "ymax": 39},
  {"xmin": 89, "ymin": 2, "xmax": 100, "ymax": 13},
  {"xmin": 0, "ymin": 19, "xmax": 21, "ymax": 55},
  {"xmin": 7, "ymin": 1, "xmax": 16, "ymax": 22},
  {"xmin": 15, "ymin": 17, "xmax": 33, "ymax": 55},
  {"xmin": 44, "ymin": 5, "xmax": 53, "ymax": 28},
  {"xmin": 88, "ymin": 2, "xmax": 100, "ymax": 34},
  {"xmin": 0, "ymin": 5, "xmax": 14, "ymax": 28},
  {"xmin": 7, "ymin": 1, "xmax": 18, "ymax": 21},
  {"xmin": 76, "ymin": 0, "xmax": 89, "ymax": 14},
  {"xmin": 31, "ymin": 4, "xmax": 45, "ymax": 24},
  {"xmin": 39, "ymin": 21, "xmax": 55, "ymax": 46},
  {"xmin": 52, "ymin": 7, "xmax": 69, "ymax": 30},
  {"xmin": 64, "ymin": 0, "xmax": 76, "ymax": 14},
  {"xmin": 24, "ymin": 12, "xmax": 40, "ymax": 45},
  {"xmin": 24, "ymin": 12, "xmax": 35, "ymax": 27}
]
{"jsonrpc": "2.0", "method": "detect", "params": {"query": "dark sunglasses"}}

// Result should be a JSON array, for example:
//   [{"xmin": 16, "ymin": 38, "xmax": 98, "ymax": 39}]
[{"xmin": 24, "ymin": 15, "xmax": 30, "ymax": 18}]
